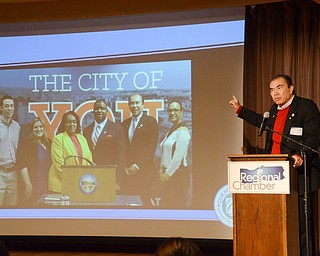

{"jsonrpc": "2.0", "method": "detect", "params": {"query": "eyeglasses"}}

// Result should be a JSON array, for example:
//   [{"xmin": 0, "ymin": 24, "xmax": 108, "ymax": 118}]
[
  {"xmin": 94, "ymin": 108, "xmax": 107, "ymax": 112},
  {"xmin": 66, "ymin": 120, "xmax": 77, "ymax": 125},
  {"xmin": 167, "ymin": 108, "xmax": 181, "ymax": 113}
]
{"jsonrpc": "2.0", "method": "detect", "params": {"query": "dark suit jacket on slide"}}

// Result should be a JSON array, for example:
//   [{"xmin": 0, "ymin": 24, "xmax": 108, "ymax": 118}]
[
  {"xmin": 121, "ymin": 113, "xmax": 158, "ymax": 201},
  {"xmin": 83, "ymin": 119, "xmax": 126, "ymax": 184}
]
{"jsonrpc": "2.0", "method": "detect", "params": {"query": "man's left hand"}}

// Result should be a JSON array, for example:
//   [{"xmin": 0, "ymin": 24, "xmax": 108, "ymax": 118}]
[{"xmin": 292, "ymin": 154, "xmax": 303, "ymax": 168}]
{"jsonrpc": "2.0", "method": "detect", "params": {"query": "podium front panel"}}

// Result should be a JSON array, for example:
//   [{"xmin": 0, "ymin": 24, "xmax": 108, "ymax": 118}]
[
  {"xmin": 228, "ymin": 154, "xmax": 299, "ymax": 256},
  {"xmin": 228, "ymin": 161, "xmax": 290, "ymax": 194},
  {"xmin": 62, "ymin": 165, "xmax": 116, "ymax": 202}
]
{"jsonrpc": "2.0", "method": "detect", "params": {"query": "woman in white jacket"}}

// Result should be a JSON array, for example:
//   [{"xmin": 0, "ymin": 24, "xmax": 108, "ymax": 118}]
[{"xmin": 159, "ymin": 101, "xmax": 191, "ymax": 208}]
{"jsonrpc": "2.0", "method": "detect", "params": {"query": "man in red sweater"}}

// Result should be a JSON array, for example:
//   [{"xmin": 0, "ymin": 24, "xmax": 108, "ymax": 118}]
[{"xmin": 229, "ymin": 74, "xmax": 320, "ymax": 256}]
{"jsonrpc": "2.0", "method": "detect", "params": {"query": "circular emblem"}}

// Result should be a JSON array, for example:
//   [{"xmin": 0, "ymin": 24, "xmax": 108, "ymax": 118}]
[
  {"xmin": 79, "ymin": 173, "xmax": 98, "ymax": 195},
  {"xmin": 214, "ymin": 184, "xmax": 233, "ymax": 228}
]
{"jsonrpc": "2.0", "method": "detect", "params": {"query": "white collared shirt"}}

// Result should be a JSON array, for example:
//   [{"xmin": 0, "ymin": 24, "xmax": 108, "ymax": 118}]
[
  {"xmin": 277, "ymin": 95, "xmax": 295, "ymax": 110},
  {"xmin": 128, "ymin": 112, "xmax": 143, "ymax": 141},
  {"xmin": 92, "ymin": 118, "xmax": 108, "ymax": 142},
  {"xmin": 130, "ymin": 112, "xmax": 143, "ymax": 131}
]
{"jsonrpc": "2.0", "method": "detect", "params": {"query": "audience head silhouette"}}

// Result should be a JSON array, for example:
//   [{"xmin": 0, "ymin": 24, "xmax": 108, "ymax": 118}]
[
  {"xmin": 0, "ymin": 241, "xmax": 9, "ymax": 256},
  {"xmin": 155, "ymin": 237, "xmax": 203, "ymax": 256}
]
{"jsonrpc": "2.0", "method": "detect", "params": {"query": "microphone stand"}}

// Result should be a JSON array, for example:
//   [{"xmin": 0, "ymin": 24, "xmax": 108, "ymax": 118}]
[
  {"xmin": 63, "ymin": 155, "xmax": 96, "ymax": 166},
  {"xmin": 265, "ymin": 126, "xmax": 319, "ymax": 256}
]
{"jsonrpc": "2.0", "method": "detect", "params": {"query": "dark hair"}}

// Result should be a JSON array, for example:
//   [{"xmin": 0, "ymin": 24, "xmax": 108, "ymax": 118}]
[
  {"xmin": 56, "ymin": 111, "xmax": 81, "ymax": 135},
  {"xmin": 128, "ymin": 94, "xmax": 144, "ymax": 104},
  {"xmin": 272, "ymin": 74, "xmax": 293, "ymax": 86},
  {"xmin": 29, "ymin": 117, "xmax": 49, "ymax": 145},
  {"xmin": 271, "ymin": 74, "xmax": 296, "ymax": 95},
  {"xmin": 168, "ymin": 100, "xmax": 183, "ymax": 111},
  {"xmin": 94, "ymin": 99, "xmax": 108, "ymax": 108},
  {"xmin": 0, "ymin": 95, "xmax": 14, "ymax": 107},
  {"xmin": 155, "ymin": 237, "xmax": 204, "ymax": 256}
]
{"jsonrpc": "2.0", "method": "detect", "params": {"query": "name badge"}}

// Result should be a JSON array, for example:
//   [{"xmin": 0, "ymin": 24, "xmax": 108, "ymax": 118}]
[{"xmin": 290, "ymin": 127, "xmax": 303, "ymax": 136}]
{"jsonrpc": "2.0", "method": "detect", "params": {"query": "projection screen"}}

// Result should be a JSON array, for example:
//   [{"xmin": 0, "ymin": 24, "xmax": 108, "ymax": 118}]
[{"xmin": 0, "ymin": 7, "xmax": 244, "ymax": 240}]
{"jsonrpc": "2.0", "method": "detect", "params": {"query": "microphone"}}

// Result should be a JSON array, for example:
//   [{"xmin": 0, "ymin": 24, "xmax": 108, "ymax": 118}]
[
  {"xmin": 258, "ymin": 111, "xmax": 270, "ymax": 136},
  {"xmin": 63, "ymin": 155, "xmax": 96, "ymax": 166}
]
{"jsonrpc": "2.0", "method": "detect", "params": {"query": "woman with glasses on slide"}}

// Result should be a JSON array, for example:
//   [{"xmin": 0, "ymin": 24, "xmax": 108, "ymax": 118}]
[{"xmin": 159, "ymin": 100, "xmax": 191, "ymax": 208}]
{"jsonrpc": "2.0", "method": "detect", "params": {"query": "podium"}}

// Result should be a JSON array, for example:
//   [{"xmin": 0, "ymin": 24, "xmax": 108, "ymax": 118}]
[
  {"xmin": 61, "ymin": 165, "xmax": 116, "ymax": 202},
  {"xmin": 228, "ymin": 154, "xmax": 299, "ymax": 256}
]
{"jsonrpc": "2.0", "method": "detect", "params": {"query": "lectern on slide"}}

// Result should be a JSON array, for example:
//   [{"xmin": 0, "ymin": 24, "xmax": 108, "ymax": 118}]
[{"xmin": 228, "ymin": 154, "xmax": 299, "ymax": 256}]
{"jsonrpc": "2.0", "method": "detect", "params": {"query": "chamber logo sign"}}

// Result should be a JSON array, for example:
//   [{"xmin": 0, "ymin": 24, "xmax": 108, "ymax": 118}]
[
  {"xmin": 79, "ymin": 174, "xmax": 98, "ymax": 195},
  {"xmin": 214, "ymin": 185, "xmax": 233, "ymax": 228},
  {"xmin": 228, "ymin": 161, "xmax": 290, "ymax": 194}
]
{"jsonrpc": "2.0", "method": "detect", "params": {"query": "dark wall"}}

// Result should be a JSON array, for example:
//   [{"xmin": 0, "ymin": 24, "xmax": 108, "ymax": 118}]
[{"xmin": 0, "ymin": 0, "xmax": 284, "ymax": 23}]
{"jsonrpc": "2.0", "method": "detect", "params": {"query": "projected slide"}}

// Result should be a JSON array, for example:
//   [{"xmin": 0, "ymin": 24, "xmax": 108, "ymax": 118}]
[
  {"xmin": 0, "ymin": 10, "xmax": 244, "ymax": 239},
  {"xmin": 0, "ymin": 60, "xmax": 191, "ymax": 209}
]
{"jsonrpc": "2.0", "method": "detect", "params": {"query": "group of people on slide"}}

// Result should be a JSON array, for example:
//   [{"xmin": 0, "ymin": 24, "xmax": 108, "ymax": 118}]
[{"xmin": 0, "ymin": 93, "xmax": 191, "ymax": 209}]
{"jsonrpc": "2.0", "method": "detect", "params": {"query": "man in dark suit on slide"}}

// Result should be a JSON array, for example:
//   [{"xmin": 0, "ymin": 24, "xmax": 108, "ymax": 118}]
[
  {"xmin": 121, "ymin": 94, "xmax": 158, "ymax": 207},
  {"xmin": 84, "ymin": 99, "xmax": 126, "ymax": 190}
]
